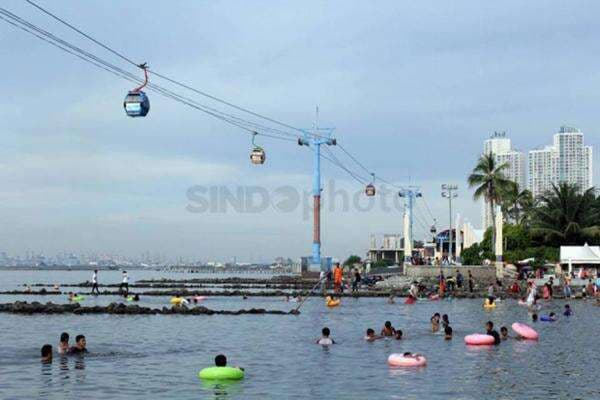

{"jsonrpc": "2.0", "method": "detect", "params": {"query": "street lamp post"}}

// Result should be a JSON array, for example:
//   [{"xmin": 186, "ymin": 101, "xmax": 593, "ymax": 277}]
[{"xmin": 441, "ymin": 184, "xmax": 458, "ymax": 264}]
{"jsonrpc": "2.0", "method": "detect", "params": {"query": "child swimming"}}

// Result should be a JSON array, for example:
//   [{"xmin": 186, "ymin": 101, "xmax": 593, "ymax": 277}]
[
  {"xmin": 364, "ymin": 328, "xmax": 383, "ymax": 342},
  {"xmin": 394, "ymin": 329, "xmax": 403, "ymax": 340},
  {"xmin": 563, "ymin": 304, "xmax": 572, "ymax": 316},
  {"xmin": 381, "ymin": 321, "xmax": 396, "ymax": 337},
  {"xmin": 500, "ymin": 326, "xmax": 509, "ymax": 340}
]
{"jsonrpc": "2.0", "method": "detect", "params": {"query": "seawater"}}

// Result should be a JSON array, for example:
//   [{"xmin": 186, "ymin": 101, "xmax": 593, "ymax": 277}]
[{"xmin": 0, "ymin": 270, "xmax": 599, "ymax": 399}]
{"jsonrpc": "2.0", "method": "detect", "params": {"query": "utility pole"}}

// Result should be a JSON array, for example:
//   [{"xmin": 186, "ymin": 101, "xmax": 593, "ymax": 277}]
[
  {"xmin": 298, "ymin": 107, "xmax": 336, "ymax": 272},
  {"xmin": 398, "ymin": 186, "xmax": 422, "ymax": 244},
  {"xmin": 441, "ymin": 184, "xmax": 458, "ymax": 263}
]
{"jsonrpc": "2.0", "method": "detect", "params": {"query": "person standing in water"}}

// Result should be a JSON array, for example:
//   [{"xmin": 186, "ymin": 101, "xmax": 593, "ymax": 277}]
[
  {"xmin": 41, "ymin": 345, "xmax": 52, "ymax": 363},
  {"xmin": 120, "ymin": 271, "xmax": 129, "ymax": 295},
  {"xmin": 58, "ymin": 332, "xmax": 69, "ymax": 355},
  {"xmin": 485, "ymin": 321, "xmax": 501, "ymax": 345},
  {"xmin": 316, "ymin": 327, "xmax": 335, "ymax": 345},
  {"xmin": 91, "ymin": 269, "xmax": 99, "ymax": 295}
]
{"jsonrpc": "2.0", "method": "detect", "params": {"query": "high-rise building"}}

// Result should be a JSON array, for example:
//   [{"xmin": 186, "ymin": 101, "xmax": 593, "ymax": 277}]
[
  {"xmin": 527, "ymin": 126, "xmax": 593, "ymax": 198},
  {"xmin": 481, "ymin": 132, "xmax": 526, "ymax": 229}
]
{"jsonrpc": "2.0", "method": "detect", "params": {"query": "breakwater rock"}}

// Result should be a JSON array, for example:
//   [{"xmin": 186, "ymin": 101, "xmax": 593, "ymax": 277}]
[{"xmin": 0, "ymin": 301, "xmax": 299, "ymax": 316}]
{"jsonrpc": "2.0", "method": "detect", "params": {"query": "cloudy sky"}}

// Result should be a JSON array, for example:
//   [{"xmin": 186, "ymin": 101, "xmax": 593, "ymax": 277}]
[{"xmin": 1, "ymin": 0, "xmax": 599, "ymax": 262}]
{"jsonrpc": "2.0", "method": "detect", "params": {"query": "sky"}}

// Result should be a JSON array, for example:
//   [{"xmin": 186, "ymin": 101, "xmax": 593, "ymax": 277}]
[{"xmin": 1, "ymin": 0, "xmax": 600, "ymax": 262}]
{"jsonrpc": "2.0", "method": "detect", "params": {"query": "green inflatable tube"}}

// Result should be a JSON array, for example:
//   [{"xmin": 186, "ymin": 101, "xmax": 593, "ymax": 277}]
[
  {"xmin": 71, "ymin": 296, "xmax": 85, "ymax": 302},
  {"xmin": 198, "ymin": 367, "xmax": 244, "ymax": 380}
]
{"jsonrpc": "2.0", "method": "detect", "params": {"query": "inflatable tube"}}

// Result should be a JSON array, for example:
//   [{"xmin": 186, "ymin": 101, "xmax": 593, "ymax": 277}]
[
  {"xmin": 71, "ymin": 296, "xmax": 85, "ymax": 302},
  {"xmin": 170, "ymin": 297, "xmax": 184, "ymax": 305},
  {"xmin": 511, "ymin": 322, "xmax": 539, "ymax": 340},
  {"xmin": 464, "ymin": 334, "xmax": 495, "ymax": 345},
  {"xmin": 198, "ymin": 367, "xmax": 244, "ymax": 381},
  {"xmin": 326, "ymin": 299, "xmax": 341, "ymax": 307},
  {"xmin": 540, "ymin": 316, "xmax": 555, "ymax": 322},
  {"xmin": 126, "ymin": 296, "xmax": 134, "ymax": 302},
  {"xmin": 387, "ymin": 353, "xmax": 427, "ymax": 367}
]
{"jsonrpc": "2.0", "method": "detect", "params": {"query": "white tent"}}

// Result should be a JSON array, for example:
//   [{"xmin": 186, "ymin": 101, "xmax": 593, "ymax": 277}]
[{"xmin": 560, "ymin": 243, "xmax": 600, "ymax": 273}]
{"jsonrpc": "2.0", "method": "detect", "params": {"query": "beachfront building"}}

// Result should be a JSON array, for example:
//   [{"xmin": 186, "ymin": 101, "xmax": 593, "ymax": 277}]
[
  {"xmin": 481, "ymin": 132, "xmax": 526, "ymax": 229},
  {"xmin": 528, "ymin": 126, "xmax": 593, "ymax": 198},
  {"xmin": 367, "ymin": 234, "xmax": 403, "ymax": 264}
]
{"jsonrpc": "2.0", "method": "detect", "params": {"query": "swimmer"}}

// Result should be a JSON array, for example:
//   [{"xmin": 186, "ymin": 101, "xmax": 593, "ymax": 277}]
[
  {"xmin": 295, "ymin": 295, "xmax": 302, "ymax": 302},
  {"xmin": 316, "ymin": 327, "xmax": 335, "ymax": 345},
  {"xmin": 394, "ymin": 329, "xmax": 403, "ymax": 340},
  {"xmin": 364, "ymin": 328, "xmax": 383, "ymax": 342},
  {"xmin": 532, "ymin": 313, "xmax": 538, "ymax": 322},
  {"xmin": 431, "ymin": 313, "xmax": 440, "ymax": 332},
  {"xmin": 381, "ymin": 321, "xmax": 396, "ymax": 336},
  {"xmin": 548, "ymin": 312, "xmax": 557, "ymax": 321},
  {"xmin": 485, "ymin": 321, "xmax": 500, "ymax": 345},
  {"xmin": 387, "ymin": 294, "xmax": 395, "ymax": 304},
  {"xmin": 442, "ymin": 314, "xmax": 450, "ymax": 329},
  {"xmin": 444, "ymin": 326, "xmax": 453, "ymax": 340},
  {"xmin": 214, "ymin": 354, "xmax": 244, "ymax": 371},
  {"xmin": 68, "ymin": 335, "xmax": 88, "ymax": 355},
  {"xmin": 58, "ymin": 332, "xmax": 69, "ymax": 355},
  {"xmin": 500, "ymin": 326, "xmax": 509, "ymax": 340},
  {"xmin": 41, "ymin": 344, "xmax": 52, "ymax": 363},
  {"xmin": 563, "ymin": 304, "xmax": 572, "ymax": 316},
  {"xmin": 67, "ymin": 292, "xmax": 74, "ymax": 301},
  {"xmin": 402, "ymin": 352, "xmax": 424, "ymax": 360},
  {"xmin": 133, "ymin": 294, "xmax": 140, "ymax": 301}
]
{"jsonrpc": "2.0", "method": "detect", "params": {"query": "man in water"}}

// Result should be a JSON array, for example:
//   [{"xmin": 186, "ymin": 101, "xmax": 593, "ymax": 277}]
[
  {"xmin": 91, "ymin": 269, "xmax": 99, "ymax": 295},
  {"xmin": 485, "ymin": 321, "xmax": 501, "ymax": 345},
  {"xmin": 214, "ymin": 354, "xmax": 244, "ymax": 371},
  {"xmin": 532, "ymin": 313, "xmax": 538, "ymax": 322},
  {"xmin": 58, "ymin": 332, "xmax": 69, "ymax": 355},
  {"xmin": 120, "ymin": 271, "xmax": 129, "ymax": 295},
  {"xmin": 41, "ymin": 344, "xmax": 52, "ymax": 363},
  {"xmin": 563, "ymin": 304, "xmax": 572, "ymax": 316},
  {"xmin": 316, "ymin": 327, "xmax": 335, "ymax": 345},
  {"xmin": 68, "ymin": 335, "xmax": 88, "ymax": 354},
  {"xmin": 364, "ymin": 328, "xmax": 383, "ymax": 342}
]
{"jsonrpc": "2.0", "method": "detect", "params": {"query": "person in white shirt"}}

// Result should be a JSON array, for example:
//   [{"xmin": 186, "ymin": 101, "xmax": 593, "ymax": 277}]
[
  {"xmin": 91, "ymin": 269, "xmax": 99, "ymax": 295},
  {"xmin": 119, "ymin": 271, "xmax": 129, "ymax": 295}
]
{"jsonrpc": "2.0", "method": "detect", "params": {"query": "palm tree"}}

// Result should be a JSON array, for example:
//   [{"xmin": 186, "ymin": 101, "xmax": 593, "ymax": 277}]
[
  {"xmin": 500, "ymin": 182, "xmax": 534, "ymax": 225},
  {"xmin": 532, "ymin": 183, "xmax": 600, "ymax": 245},
  {"xmin": 468, "ymin": 153, "xmax": 512, "ymax": 251}
]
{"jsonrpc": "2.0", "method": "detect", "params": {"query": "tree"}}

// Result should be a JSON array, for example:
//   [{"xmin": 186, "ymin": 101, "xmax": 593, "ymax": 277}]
[
  {"xmin": 467, "ymin": 153, "xmax": 512, "ymax": 251},
  {"xmin": 531, "ymin": 183, "xmax": 600, "ymax": 246},
  {"xmin": 500, "ymin": 182, "xmax": 534, "ymax": 226},
  {"xmin": 343, "ymin": 255, "xmax": 362, "ymax": 267}
]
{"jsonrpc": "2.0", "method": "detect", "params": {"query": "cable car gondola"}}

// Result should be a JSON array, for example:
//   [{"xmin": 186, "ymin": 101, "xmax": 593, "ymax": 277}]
[
  {"xmin": 124, "ymin": 63, "xmax": 150, "ymax": 117},
  {"xmin": 250, "ymin": 132, "xmax": 266, "ymax": 165},
  {"xmin": 365, "ymin": 173, "xmax": 376, "ymax": 196}
]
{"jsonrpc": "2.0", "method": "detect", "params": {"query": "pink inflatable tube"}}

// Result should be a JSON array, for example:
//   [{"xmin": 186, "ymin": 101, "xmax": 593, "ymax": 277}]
[
  {"xmin": 511, "ymin": 322, "xmax": 539, "ymax": 340},
  {"xmin": 387, "ymin": 354, "xmax": 427, "ymax": 367},
  {"xmin": 464, "ymin": 334, "xmax": 495, "ymax": 345}
]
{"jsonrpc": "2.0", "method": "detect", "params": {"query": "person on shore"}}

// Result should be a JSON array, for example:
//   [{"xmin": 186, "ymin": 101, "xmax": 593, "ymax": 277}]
[
  {"xmin": 316, "ymin": 327, "xmax": 335, "ymax": 345},
  {"xmin": 442, "ymin": 314, "xmax": 450, "ymax": 330},
  {"xmin": 456, "ymin": 270, "xmax": 464, "ymax": 289},
  {"xmin": 563, "ymin": 274, "xmax": 572, "ymax": 298},
  {"xmin": 364, "ymin": 328, "xmax": 383, "ymax": 342},
  {"xmin": 468, "ymin": 270, "xmax": 474, "ymax": 293},
  {"xmin": 381, "ymin": 321, "xmax": 396, "ymax": 337},
  {"xmin": 58, "ymin": 332, "xmax": 69, "ymax": 355},
  {"xmin": 68, "ymin": 335, "xmax": 88, "ymax": 355},
  {"xmin": 444, "ymin": 326, "xmax": 453, "ymax": 340},
  {"xmin": 500, "ymin": 326, "xmax": 509, "ymax": 340},
  {"xmin": 91, "ymin": 269, "xmax": 99, "ymax": 295},
  {"xmin": 586, "ymin": 279, "xmax": 595, "ymax": 297},
  {"xmin": 485, "ymin": 321, "xmax": 501, "ymax": 345},
  {"xmin": 563, "ymin": 304, "xmax": 572, "ymax": 316},
  {"xmin": 394, "ymin": 329, "xmax": 403, "ymax": 340},
  {"xmin": 352, "ymin": 269, "xmax": 361, "ymax": 293},
  {"xmin": 319, "ymin": 270, "xmax": 326, "ymax": 293},
  {"xmin": 41, "ymin": 344, "xmax": 52, "ymax": 363},
  {"xmin": 431, "ymin": 313, "xmax": 440, "ymax": 332},
  {"xmin": 333, "ymin": 264, "xmax": 343, "ymax": 293},
  {"xmin": 120, "ymin": 271, "xmax": 129, "ymax": 295},
  {"xmin": 532, "ymin": 313, "xmax": 538, "ymax": 322}
]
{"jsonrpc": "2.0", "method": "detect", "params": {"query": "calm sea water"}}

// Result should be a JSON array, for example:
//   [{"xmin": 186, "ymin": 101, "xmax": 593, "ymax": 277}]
[{"xmin": 0, "ymin": 270, "xmax": 599, "ymax": 400}]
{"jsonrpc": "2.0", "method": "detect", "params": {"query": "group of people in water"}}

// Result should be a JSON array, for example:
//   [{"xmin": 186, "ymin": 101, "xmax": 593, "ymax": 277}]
[{"xmin": 40, "ymin": 332, "xmax": 88, "ymax": 363}]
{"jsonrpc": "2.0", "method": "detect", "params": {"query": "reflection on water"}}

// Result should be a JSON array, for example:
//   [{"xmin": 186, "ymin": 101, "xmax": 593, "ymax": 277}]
[{"xmin": 200, "ymin": 380, "xmax": 243, "ymax": 400}]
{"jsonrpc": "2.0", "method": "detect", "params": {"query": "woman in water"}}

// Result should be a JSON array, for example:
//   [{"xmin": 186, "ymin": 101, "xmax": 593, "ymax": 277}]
[{"xmin": 430, "ymin": 313, "xmax": 440, "ymax": 332}]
